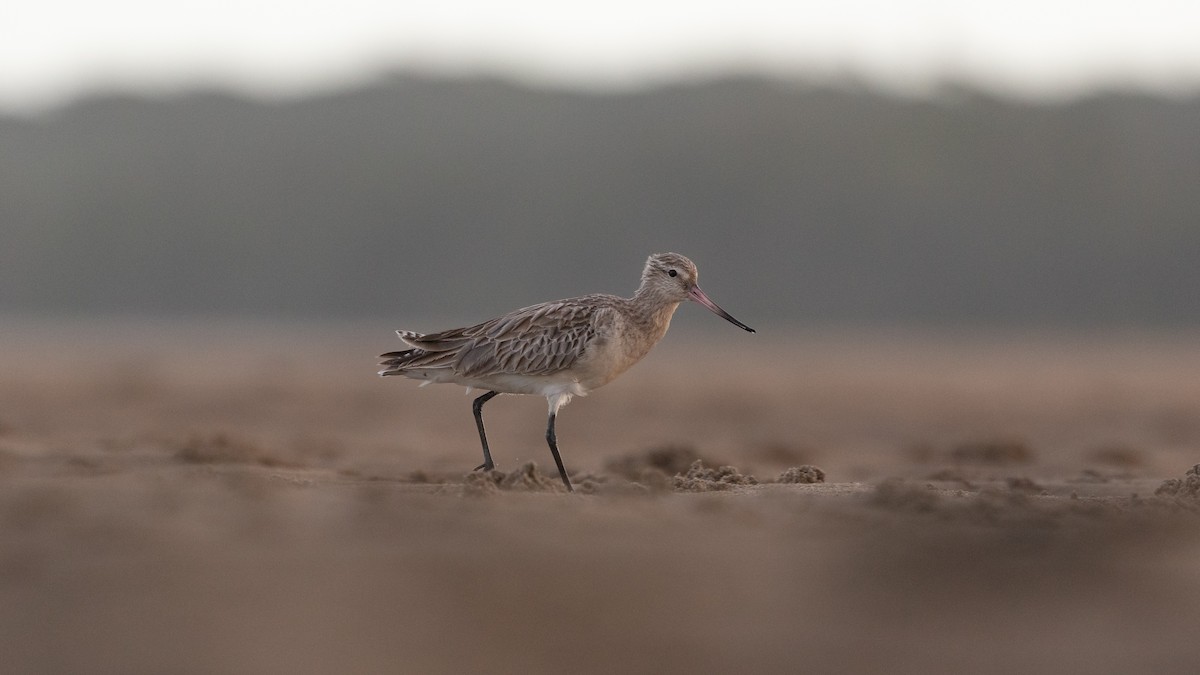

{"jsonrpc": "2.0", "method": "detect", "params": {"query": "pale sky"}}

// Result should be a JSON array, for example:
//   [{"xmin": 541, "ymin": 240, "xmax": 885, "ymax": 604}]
[{"xmin": 4, "ymin": 0, "xmax": 1200, "ymax": 111}]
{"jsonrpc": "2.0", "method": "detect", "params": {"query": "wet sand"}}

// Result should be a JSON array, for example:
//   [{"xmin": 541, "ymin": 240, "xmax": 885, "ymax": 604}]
[{"xmin": 2, "ymin": 319, "xmax": 1200, "ymax": 674}]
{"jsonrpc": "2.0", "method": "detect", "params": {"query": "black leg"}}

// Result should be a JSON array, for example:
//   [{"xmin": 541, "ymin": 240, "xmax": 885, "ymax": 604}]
[
  {"xmin": 545, "ymin": 412, "xmax": 573, "ymax": 492},
  {"xmin": 472, "ymin": 391, "xmax": 499, "ymax": 471}
]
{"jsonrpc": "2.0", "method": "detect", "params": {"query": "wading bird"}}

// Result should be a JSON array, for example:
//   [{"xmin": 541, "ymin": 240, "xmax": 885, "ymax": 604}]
[{"xmin": 378, "ymin": 252, "xmax": 755, "ymax": 491}]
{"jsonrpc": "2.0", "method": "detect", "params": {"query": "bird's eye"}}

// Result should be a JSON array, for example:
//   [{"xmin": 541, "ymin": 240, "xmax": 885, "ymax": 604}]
[{"xmin": 668, "ymin": 269, "xmax": 678, "ymax": 278}]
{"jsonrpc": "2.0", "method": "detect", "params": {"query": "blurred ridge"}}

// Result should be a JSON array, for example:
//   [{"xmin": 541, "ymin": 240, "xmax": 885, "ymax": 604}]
[{"xmin": 2, "ymin": 73, "xmax": 1199, "ymax": 327}]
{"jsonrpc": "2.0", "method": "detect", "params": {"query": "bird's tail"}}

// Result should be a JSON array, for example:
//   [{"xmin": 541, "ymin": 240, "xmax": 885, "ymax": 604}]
[
  {"xmin": 378, "ymin": 330, "xmax": 457, "ymax": 378},
  {"xmin": 377, "ymin": 348, "xmax": 422, "ymax": 376}
]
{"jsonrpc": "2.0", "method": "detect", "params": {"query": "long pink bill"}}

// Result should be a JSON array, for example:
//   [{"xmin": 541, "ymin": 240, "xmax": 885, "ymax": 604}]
[{"xmin": 687, "ymin": 285, "xmax": 756, "ymax": 333}]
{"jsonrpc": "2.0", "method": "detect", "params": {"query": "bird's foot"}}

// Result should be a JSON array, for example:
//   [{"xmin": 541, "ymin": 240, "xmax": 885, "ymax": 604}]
[{"xmin": 473, "ymin": 462, "xmax": 495, "ymax": 472}]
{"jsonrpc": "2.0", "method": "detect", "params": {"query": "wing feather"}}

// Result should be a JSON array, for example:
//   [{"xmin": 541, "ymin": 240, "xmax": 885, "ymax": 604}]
[
  {"xmin": 452, "ymin": 296, "xmax": 611, "ymax": 378},
  {"xmin": 385, "ymin": 294, "xmax": 618, "ymax": 379}
]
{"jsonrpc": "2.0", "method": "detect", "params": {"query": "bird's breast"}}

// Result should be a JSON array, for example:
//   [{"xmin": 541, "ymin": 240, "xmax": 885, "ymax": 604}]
[{"xmin": 574, "ymin": 309, "xmax": 673, "ymax": 390}]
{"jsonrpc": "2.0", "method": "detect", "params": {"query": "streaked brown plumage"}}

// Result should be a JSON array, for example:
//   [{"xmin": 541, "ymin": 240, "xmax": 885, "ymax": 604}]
[{"xmin": 379, "ymin": 252, "xmax": 754, "ymax": 491}]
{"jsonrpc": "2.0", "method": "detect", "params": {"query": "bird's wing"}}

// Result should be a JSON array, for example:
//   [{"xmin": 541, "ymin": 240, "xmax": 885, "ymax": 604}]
[{"xmin": 423, "ymin": 296, "xmax": 610, "ymax": 378}]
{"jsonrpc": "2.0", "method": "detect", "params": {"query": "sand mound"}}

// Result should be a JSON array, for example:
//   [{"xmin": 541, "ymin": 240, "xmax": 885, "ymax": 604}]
[
  {"xmin": 672, "ymin": 460, "xmax": 757, "ymax": 492},
  {"xmin": 777, "ymin": 465, "xmax": 826, "ymax": 484},
  {"xmin": 462, "ymin": 462, "xmax": 567, "ymax": 495},
  {"xmin": 1155, "ymin": 464, "xmax": 1200, "ymax": 500}
]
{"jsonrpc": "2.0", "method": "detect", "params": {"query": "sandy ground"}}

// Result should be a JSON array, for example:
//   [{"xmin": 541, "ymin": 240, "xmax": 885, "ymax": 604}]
[{"xmin": 2, "ymin": 318, "xmax": 1200, "ymax": 674}]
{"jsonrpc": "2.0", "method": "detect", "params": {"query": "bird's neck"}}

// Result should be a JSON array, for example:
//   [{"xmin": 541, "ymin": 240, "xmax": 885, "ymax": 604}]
[{"xmin": 629, "ymin": 286, "xmax": 682, "ymax": 341}]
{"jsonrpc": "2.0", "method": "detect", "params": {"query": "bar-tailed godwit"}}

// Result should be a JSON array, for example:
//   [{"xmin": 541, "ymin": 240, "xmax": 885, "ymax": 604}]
[{"xmin": 378, "ymin": 252, "xmax": 754, "ymax": 492}]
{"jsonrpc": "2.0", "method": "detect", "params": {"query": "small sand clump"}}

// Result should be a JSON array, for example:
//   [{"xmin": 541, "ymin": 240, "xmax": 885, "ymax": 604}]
[
  {"xmin": 1154, "ymin": 464, "xmax": 1200, "ymax": 499},
  {"xmin": 463, "ymin": 462, "xmax": 566, "ymax": 495},
  {"xmin": 777, "ymin": 466, "xmax": 826, "ymax": 484},
  {"xmin": 672, "ymin": 460, "xmax": 758, "ymax": 492}
]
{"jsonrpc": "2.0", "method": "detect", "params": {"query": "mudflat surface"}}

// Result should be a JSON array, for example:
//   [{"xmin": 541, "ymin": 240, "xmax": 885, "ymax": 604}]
[{"xmin": 3, "ymin": 319, "xmax": 1200, "ymax": 674}]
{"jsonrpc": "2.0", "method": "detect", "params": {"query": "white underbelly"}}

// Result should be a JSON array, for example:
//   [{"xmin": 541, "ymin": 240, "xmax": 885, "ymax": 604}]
[{"xmin": 410, "ymin": 368, "xmax": 588, "ymax": 399}]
